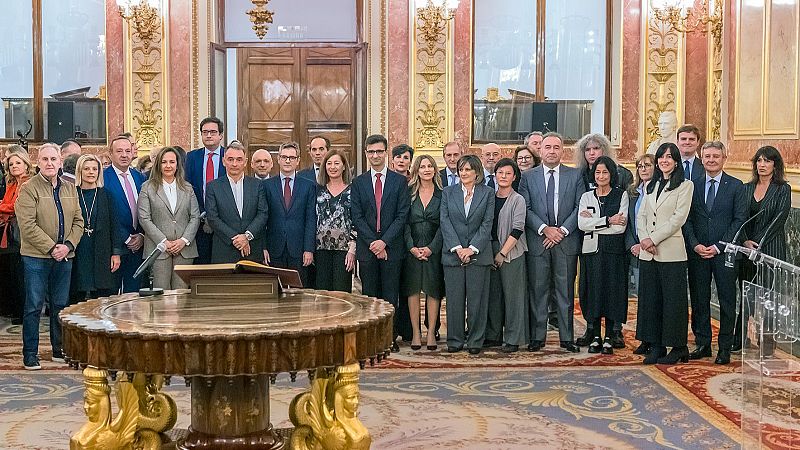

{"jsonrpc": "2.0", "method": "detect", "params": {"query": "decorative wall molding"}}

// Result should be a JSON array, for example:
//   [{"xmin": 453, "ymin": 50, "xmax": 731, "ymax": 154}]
[{"xmin": 706, "ymin": 0, "xmax": 724, "ymax": 141}]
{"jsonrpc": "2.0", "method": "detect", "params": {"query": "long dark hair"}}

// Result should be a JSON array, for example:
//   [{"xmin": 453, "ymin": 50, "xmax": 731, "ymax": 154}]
[
  {"xmin": 750, "ymin": 145, "xmax": 787, "ymax": 185},
  {"xmin": 590, "ymin": 156, "xmax": 618, "ymax": 188},
  {"xmin": 646, "ymin": 142, "xmax": 684, "ymax": 194}
]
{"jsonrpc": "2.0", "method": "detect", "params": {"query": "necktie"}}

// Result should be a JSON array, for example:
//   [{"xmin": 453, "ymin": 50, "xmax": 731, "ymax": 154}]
[
  {"xmin": 374, "ymin": 173, "xmax": 383, "ymax": 233},
  {"xmin": 546, "ymin": 169, "xmax": 556, "ymax": 226},
  {"xmin": 283, "ymin": 177, "xmax": 292, "ymax": 210},
  {"xmin": 684, "ymin": 160, "xmax": 690, "ymax": 180},
  {"xmin": 449, "ymin": 174, "xmax": 455, "ymax": 186},
  {"xmin": 121, "ymin": 172, "xmax": 138, "ymax": 226},
  {"xmin": 487, "ymin": 174, "xmax": 495, "ymax": 189},
  {"xmin": 206, "ymin": 152, "xmax": 216, "ymax": 185},
  {"xmin": 706, "ymin": 179, "xmax": 716, "ymax": 211}
]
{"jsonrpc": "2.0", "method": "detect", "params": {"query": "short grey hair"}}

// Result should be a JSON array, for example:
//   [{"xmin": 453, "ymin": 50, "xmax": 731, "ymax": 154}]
[
  {"xmin": 523, "ymin": 131, "xmax": 543, "ymax": 145},
  {"xmin": 701, "ymin": 140, "xmax": 727, "ymax": 157},
  {"xmin": 575, "ymin": 133, "xmax": 614, "ymax": 171}
]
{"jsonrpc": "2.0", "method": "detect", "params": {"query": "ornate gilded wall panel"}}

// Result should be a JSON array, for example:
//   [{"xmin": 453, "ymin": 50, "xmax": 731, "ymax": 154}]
[
  {"xmin": 639, "ymin": 9, "xmax": 685, "ymax": 154},
  {"xmin": 706, "ymin": 4, "xmax": 724, "ymax": 141},
  {"xmin": 365, "ymin": 0, "xmax": 388, "ymax": 138}
]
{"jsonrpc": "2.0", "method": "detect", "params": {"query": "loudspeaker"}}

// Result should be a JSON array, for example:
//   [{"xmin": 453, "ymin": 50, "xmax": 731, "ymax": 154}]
[
  {"xmin": 531, "ymin": 102, "xmax": 557, "ymax": 134},
  {"xmin": 47, "ymin": 101, "xmax": 75, "ymax": 145}
]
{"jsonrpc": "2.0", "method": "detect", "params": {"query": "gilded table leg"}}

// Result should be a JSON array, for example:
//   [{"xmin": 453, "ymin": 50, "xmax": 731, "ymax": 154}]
[
  {"xmin": 70, "ymin": 367, "xmax": 140, "ymax": 450},
  {"xmin": 132, "ymin": 373, "xmax": 178, "ymax": 449},
  {"xmin": 290, "ymin": 363, "xmax": 371, "ymax": 450}
]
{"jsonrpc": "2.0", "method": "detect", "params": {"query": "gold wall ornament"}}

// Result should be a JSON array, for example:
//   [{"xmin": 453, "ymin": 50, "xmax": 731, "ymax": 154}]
[
  {"xmin": 290, "ymin": 363, "xmax": 371, "ymax": 450},
  {"xmin": 70, "ymin": 367, "xmax": 139, "ymax": 450},
  {"xmin": 706, "ymin": 1, "xmax": 724, "ymax": 140},
  {"xmin": 247, "ymin": 0, "xmax": 275, "ymax": 40},
  {"xmin": 117, "ymin": 0, "xmax": 161, "ymax": 51},
  {"xmin": 650, "ymin": 0, "xmax": 722, "ymax": 34}
]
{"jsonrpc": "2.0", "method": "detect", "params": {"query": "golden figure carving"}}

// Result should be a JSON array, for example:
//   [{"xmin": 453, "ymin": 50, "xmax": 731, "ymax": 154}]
[
  {"xmin": 290, "ymin": 363, "xmax": 371, "ymax": 450},
  {"xmin": 247, "ymin": 0, "xmax": 275, "ymax": 40},
  {"xmin": 70, "ymin": 367, "xmax": 139, "ymax": 450},
  {"xmin": 131, "ymin": 373, "xmax": 178, "ymax": 448},
  {"xmin": 117, "ymin": 1, "xmax": 161, "ymax": 51}
]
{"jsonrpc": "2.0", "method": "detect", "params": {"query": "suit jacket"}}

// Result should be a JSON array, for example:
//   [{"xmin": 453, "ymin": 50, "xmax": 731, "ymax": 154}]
[
  {"xmin": 205, "ymin": 175, "xmax": 269, "ymax": 263},
  {"xmin": 741, "ymin": 181, "xmax": 792, "ymax": 260},
  {"xmin": 636, "ymin": 179, "xmax": 694, "ymax": 262},
  {"xmin": 185, "ymin": 147, "xmax": 226, "ymax": 212},
  {"xmin": 440, "ymin": 168, "xmax": 460, "ymax": 187},
  {"xmin": 262, "ymin": 174, "xmax": 317, "ymax": 259},
  {"xmin": 137, "ymin": 179, "xmax": 201, "ymax": 260},
  {"xmin": 72, "ymin": 187, "xmax": 118, "ymax": 291},
  {"xmin": 518, "ymin": 164, "xmax": 585, "ymax": 256},
  {"xmin": 684, "ymin": 158, "xmax": 706, "ymax": 181},
  {"xmin": 440, "ymin": 184, "xmax": 495, "ymax": 266},
  {"xmin": 297, "ymin": 167, "xmax": 319, "ymax": 184},
  {"xmin": 683, "ymin": 172, "xmax": 748, "ymax": 256},
  {"xmin": 624, "ymin": 186, "xmax": 644, "ymax": 251},
  {"xmin": 350, "ymin": 169, "xmax": 411, "ymax": 261},
  {"xmin": 103, "ymin": 165, "xmax": 146, "ymax": 255}
]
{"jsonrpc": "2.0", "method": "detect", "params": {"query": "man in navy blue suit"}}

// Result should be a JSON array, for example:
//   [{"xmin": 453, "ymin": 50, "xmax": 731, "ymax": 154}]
[
  {"xmin": 298, "ymin": 136, "xmax": 328, "ymax": 183},
  {"xmin": 351, "ymin": 134, "xmax": 411, "ymax": 352},
  {"xmin": 683, "ymin": 141, "xmax": 748, "ymax": 365},
  {"xmin": 677, "ymin": 124, "xmax": 707, "ymax": 181},
  {"xmin": 185, "ymin": 117, "xmax": 226, "ymax": 264},
  {"xmin": 262, "ymin": 142, "xmax": 317, "ymax": 287},
  {"xmin": 103, "ymin": 135, "xmax": 146, "ymax": 293}
]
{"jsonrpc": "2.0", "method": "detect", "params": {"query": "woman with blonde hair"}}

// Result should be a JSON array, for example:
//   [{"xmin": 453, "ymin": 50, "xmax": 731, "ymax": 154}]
[
  {"xmin": 315, "ymin": 149, "xmax": 356, "ymax": 292},
  {"xmin": 137, "ymin": 147, "xmax": 201, "ymax": 289},
  {"xmin": 0, "ymin": 146, "xmax": 35, "ymax": 323},
  {"xmin": 401, "ymin": 155, "xmax": 445, "ymax": 350},
  {"xmin": 70, "ymin": 154, "xmax": 121, "ymax": 304}
]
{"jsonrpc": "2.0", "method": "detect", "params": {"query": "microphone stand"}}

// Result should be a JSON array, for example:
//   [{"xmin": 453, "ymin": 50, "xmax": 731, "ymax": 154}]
[{"xmin": 138, "ymin": 265, "xmax": 163, "ymax": 297}]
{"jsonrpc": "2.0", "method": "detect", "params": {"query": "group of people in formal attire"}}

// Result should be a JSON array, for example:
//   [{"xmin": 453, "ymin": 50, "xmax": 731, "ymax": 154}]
[{"xmin": 0, "ymin": 118, "xmax": 791, "ymax": 370}]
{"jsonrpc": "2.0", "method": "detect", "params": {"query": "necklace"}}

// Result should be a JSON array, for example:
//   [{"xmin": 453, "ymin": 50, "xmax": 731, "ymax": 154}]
[{"xmin": 79, "ymin": 187, "xmax": 98, "ymax": 236}]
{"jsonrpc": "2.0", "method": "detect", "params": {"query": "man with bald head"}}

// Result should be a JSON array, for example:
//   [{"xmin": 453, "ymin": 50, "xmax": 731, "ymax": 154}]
[
  {"xmin": 251, "ymin": 149, "xmax": 273, "ymax": 180},
  {"xmin": 481, "ymin": 143, "xmax": 502, "ymax": 191}
]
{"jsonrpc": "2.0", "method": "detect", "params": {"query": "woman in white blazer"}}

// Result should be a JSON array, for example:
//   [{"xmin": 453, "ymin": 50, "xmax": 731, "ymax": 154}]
[
  {"xmin": 138, "ymin": 147, "xmax": 201, "ymax": 290},
  {"xmin": 578, "ymin": 156, "xmax": 629, "ymax": 355},
  {"xmin": 635, "ymin": 143, "xmax": 694, "ymax": 365}
]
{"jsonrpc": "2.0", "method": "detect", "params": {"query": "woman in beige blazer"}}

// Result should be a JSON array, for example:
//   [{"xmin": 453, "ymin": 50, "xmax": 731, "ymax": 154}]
[
  {"xmin": 635, "ymin": 143, "xmax": 694, "ymax": 365},
  {"xmin": 138, "ymin": 147, "xmax": 201, "ymax": 289}
]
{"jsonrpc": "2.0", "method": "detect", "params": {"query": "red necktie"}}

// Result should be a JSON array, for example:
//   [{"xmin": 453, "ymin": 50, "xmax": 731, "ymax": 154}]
[
  {"xmin": 205, "ymin": 152, "xmax": 215, "ymax": 185},
  {"xmin": 374, "ymin": 173, "xmax": 383, "ymax": 232},
  {"xmin": 283, "ymin": 177, "xmax": 292, "ymax": 210}
]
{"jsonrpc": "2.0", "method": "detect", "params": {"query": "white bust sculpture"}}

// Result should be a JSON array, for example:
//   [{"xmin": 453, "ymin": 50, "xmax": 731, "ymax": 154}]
[{"xmin": 646, "ymin": 110, "xmax": 678, "ymax": 155}]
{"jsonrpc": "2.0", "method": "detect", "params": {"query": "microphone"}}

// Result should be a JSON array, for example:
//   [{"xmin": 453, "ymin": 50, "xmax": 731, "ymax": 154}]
[
  {"xmin": 721, "ymin": 209, "xmax": 763, "ymax": 268},
  {"xmin": 133, "ymin": 239, "xmax": 167, "ymax": 279}
]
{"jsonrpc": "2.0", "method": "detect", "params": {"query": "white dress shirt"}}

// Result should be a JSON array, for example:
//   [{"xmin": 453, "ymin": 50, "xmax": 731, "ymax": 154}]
[
  {"xmin": 370, "ymin": 166, "xmax": 388, "ymax": 192},
  {"xmin": 227, "ymin": 175, "xmax": 245, "ymax": 217},
  {"xmin": 445, "ymin": 167, "xmax": 459, "ymax": 186},
  {"xmin": 113, "ymin": 165, "xmax": 139, "ymax": 204},
  {"xmin": 163, "ymin": 180, "xmax": 177, "ymax": 214}
]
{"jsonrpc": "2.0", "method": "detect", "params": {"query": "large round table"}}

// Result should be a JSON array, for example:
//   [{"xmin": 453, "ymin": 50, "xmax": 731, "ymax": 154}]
[{"xmin": 60, "ymin": 289, "xmax": 394, "ymax": 450}]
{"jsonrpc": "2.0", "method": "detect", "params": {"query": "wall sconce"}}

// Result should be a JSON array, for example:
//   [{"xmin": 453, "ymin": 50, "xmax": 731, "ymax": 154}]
[
  {"xmin": 650, "ymin": 0, "xmax": 722, "ymax": 35},
  {"xmin": 415, "ymin": 0, "xmax": 459, "ymax": 53},
  {"xmin": 247, "ymin": 0, "xmax": 275, "ymax": 40},
  {"xmin": 116, "ymin": 0, "xmax": 161, "ymax": 51}
]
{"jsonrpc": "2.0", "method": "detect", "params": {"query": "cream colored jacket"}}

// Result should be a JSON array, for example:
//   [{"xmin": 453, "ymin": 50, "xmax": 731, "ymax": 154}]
[{"xmin": 636, "ymin": 179, "xmax": 693, "ymax": 262}]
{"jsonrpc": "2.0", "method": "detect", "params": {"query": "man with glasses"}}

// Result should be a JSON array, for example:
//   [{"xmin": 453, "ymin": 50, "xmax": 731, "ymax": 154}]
[
  {"xmin": 185, "ymin": 117, "xmax": 226, "ymax": 263},
  {"xmin": 351, "ymin": 134, "xmax": 411, "ymax": 352},
  {"xmin": 261, "ymin": 142, "xmax": 317, "ymax": 286}
]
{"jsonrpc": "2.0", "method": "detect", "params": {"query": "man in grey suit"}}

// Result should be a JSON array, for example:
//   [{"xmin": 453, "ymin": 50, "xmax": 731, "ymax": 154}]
[
  {"xmin": 205, "ymin": 146, "xmax": 269, "ymax": 264},
  {"xmin": 518, "ymin": 132, "xmax": 585, "ymax": 353}
]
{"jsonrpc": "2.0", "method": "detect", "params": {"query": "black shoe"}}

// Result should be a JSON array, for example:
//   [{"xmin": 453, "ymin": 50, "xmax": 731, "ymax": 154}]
[
  {"xmin": 730, "ymin": 337, "xmax": 751, "ymax": 354},
  {"xmin": 610, "ymin": 330, "xmax": 625, "ymax": 349},
  {"xmin": 657, "ymin": 346, "xmax": 689, "ymax": 365},
  {"xmin": 11, "ymin": 317, "xmax": 23, "ymax": 326},
  {"xmin": 575, "ymin": 329, "xmax": 593, "ymax": 347},
  {"xmin": 688, "ymin": 345, "xmax": 712, "ymax": 360},
  {"xmin": 483, "ymin": 339, "xmax": 503, "ymax": 348},
  {"xmin": 427, "ymin": 344, "xmax": 438, "ymax": 351},
  {"xmin": 643, "ymin": 346, "xmax": 667, "ymax": 364},
  {"xmin": 547, "ymin": 316, "xmax": 558, "ymax": 331},
  {"xmin": 715, "ymin": 349, "xmax": 731, "ymax": 365},
  {"xmin": 434, "ymin": 331, "xmax": 441, "ymax": 341},
  {"xmin": 527, "ymin": 340, "xmax": 544, "ymax": 352},
  {"xmin": 601, "ymin": 337, "xmax": 614, "ymax": 355},
  {"xmin": 587, "ymin": 337, "xmax": 602, "ymax": 354},
  {"xmin": 391, "ymin": 342, "xmax": 400, "ymax": 352},
  {"xmin": 561, "ymin": 341, "xmax": 580, "ymax": 353},
  {"xmin": 501, "ymin": 344, "xmax": 519, "ymax": 353},
  {"xmin": 410, "ymin": 344, "xmax": 421, "ymax": 351},
  {"xmin": 467, "ymin": 348, "xmax": 481, "ymax": 355},
  {"xmin": 633, "ymin": 342, "xmax": 651, "ymax": 355},
  {"xmin": 51, "ymin": 349, "xmax": 66, "ymax": 363},
  {"xmin": 447, "ymin": 346, "xmax": 463, "ymax": 353},
  {"xmin": 23, "ymin": 356, "xmax": 41, "ymax": 371}
]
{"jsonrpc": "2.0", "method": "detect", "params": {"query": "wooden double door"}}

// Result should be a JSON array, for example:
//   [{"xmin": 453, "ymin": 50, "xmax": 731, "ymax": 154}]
[{"xmin": 237, "ymin": 47, "xmax": 360, "ymax": 174}]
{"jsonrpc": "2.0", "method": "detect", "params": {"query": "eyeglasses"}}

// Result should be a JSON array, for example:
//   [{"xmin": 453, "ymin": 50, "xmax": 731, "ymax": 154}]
[
  {"xmin": 278, "ymin": 155, "xmax": 299, "ymax": 162},
  {"xmin": 517, "ymin": 156, "xmax": 533, "ymax": 161},
  {"xmin": 365, "ymin": 149, "xmax": 386, "ymax": 155},
  {"xmin": 637, "ymin": 163, "xmax": 653, "ymax": 169},
  {"xmin": 201, "ymin": 130, "xmax": 220, "ymax": 136}
]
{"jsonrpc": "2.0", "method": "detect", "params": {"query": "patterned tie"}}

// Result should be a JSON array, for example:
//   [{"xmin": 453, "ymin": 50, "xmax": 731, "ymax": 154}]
[
  {"xmin": 546, "ymin": 169, "xmax": 556, "ymax": 226},
  {"xmin": 283, "ymin": 177, "xmax": 292, "ymax": 210},
  {"xmin": 206, "ymin": 152, "xmax": 216, "ymax": 185},
  {"xmin": 449, "ymin": 173, "xmax": 455, "ymax": 186},
  {"xmin": 374, "ymin": 173, "xmax": 383, "ymax": 233},
  {"xmin": 684, "ymin": 160, "xmax": 690, "ymax": 180},
  {"xmin": 706, "ymin": 179, "xmax": 716, "ymax": 211},
  {"xmin": 121, "ymin": 172, "xmax": 138, "ymax": 226}
]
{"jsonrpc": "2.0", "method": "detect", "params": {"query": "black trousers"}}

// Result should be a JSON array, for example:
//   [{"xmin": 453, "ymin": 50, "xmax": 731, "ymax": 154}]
[
  {"xmin": 688, "ymin": 254, "xmax": 738, "ymax": 349},
  {"xmin": 359, "ymin": 257, "xmax": 402, "ymax": 337},
  {"xmin": 636, "ymin": 259, "xmax": 688, "ymax": 348},
  {"xmin": 315, "ymin": 249, "xmax": 352, "ymax": 293},
  {"xmin": 118, "ymin": 251, "xmax": 144, "ymax": 293},
  {"xmin": 0, "ymin": 251, "xmax": 24, "ymax": 319},
  {"xmin": 194, "ymin": 228, "xmax": 212, "ymax": 265}
]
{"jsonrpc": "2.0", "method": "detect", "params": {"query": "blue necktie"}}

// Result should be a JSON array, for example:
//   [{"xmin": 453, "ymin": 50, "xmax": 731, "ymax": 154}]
[
  {"xmin": 546, "ymin": 169, "xmax": 556, "ymax": 226},
  {"xmin": 449, "ymin": 174, "xmax": 455, "ymax": 186},
  {"xmin": 684, "ymin": 160, "xmax": 691, "ymax": 180},
  {"xmin": 706, "ymin": 179, "xmax": 716, "ymax": 211}
]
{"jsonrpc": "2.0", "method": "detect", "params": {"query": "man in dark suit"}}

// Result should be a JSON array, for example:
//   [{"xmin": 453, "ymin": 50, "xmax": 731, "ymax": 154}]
[
  {"xmin": 298, "ymin": 136, "xmax": 328, "ymax": 183},
  {"xmin": 677, "ymin": 124, "xmax": 706, "ymax": 181},
  {"xmin": 683, "ymin": 141, "xmax": 748, "ymax": 365},
  {"xmin": 262, "ymin": 142, "xmax": 316, "ymax": 286},
  {"xmin": 518, "ymin": 132, "xmax": 585, "ymax": 353},
  {"xmin": 440, "ymin": 141, "xmax": 462, "ymax": 187},
  {"xmin": 185, "ymin": 117, "xmax": 226, "ymax": 263},
  {"xmin": 205, "ymin": 145, "xmax": 268, "ymax": 264},
  {"xmin": 351, "ymin": 134, "xmax": 411, "ymax": 352},
  {"xmin": 103, "ymin": 135, "xmax": 146, "ymax": 293}
]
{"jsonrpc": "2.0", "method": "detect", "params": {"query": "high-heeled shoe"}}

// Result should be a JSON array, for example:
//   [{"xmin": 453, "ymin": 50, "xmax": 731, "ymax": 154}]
[
  {"xmin": 426, "ymin": 344, "xmax": 438, "ymax": 351},
  {"xmin": 643, "ymin": 346, "xmax": 666, "ymax": 364},
  {"xmin": 411, "ymin": 344, "xmax": 421, "ymax": 350},
  {"xmin": 633, "ymin": 342, "xmax": 651, "ymax": 355},
  {"xmin": 657, "ymin": 346, "xmax": 689, "ymax": 364}
]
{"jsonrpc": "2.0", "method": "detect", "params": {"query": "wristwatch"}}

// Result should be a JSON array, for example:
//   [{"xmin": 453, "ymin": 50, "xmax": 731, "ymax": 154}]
[{"xmin": 244, "ymin": 230, "xmax": 254, "ymax": 241}]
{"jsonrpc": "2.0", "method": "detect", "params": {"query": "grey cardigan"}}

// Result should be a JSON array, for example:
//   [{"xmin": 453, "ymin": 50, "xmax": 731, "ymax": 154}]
[{"xmin": 496, "ymin": 190, "xmax": 528, "ymax": 262}]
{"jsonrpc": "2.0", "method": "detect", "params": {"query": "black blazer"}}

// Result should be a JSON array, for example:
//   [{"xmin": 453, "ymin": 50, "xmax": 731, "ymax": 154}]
[
  {"xmin": 683, "ymin": 172, "xmax": 748, "ymax": 255},
  {"xmin": 741, "ymin": 181, "xmax": 791, "ymax": 260},
  {"xmin": 625, "ymin": 187, "xmax": 643, "ymax": 251},
  {"xmin": 350, "ymin": 169, "xmax": 411, "ymax": 262},
  {"xmin": 205, "ymin": 175, "xmax": 269, "ymax": 263},
  {"xmin": 72, "ymin": 187, "xmax": 120, "ymax": 292}
]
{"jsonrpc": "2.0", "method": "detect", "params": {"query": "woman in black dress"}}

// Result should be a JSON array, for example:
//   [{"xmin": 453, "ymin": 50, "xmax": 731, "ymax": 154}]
[
  {"xmin": 70, "ymin": 154, "xmax": 121, "ymax": 303},
  {"xmin": 402, "ymin": 155, "xmax": 445, "ymax": 350},
  {"xmin": 578, "ymin": 156, "xmax": 629, "ymax": 355},
  {"xmin": 734, "ymin": 146, "xmax": 792, "ymax": 353}
]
